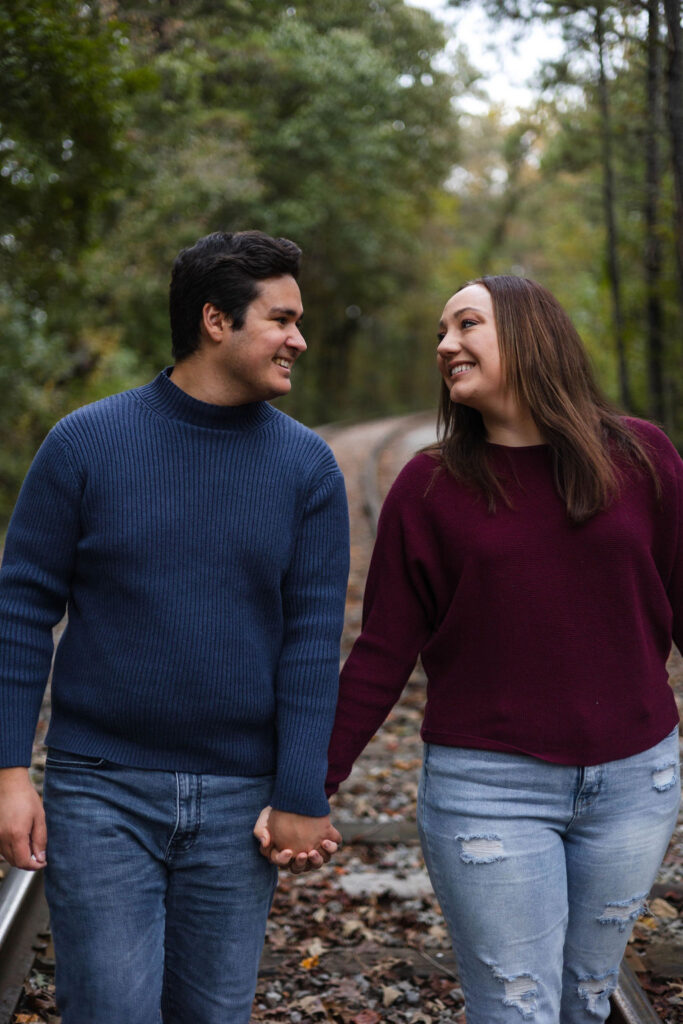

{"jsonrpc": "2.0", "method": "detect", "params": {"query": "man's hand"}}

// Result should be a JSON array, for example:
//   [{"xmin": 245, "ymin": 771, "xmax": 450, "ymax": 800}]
[
  {"xmin": 0, "ymin": 767, "xmax": 47, "ymax": 870},
  {"xmin": 253, "ymin": 806, "xmax": 341, "ymax": 874}
]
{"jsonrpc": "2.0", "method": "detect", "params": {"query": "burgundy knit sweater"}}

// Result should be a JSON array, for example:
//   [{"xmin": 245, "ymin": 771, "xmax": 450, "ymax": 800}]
[{"xmin": 326, "ymin": 419, "xmax": 682, "ymax": 794}]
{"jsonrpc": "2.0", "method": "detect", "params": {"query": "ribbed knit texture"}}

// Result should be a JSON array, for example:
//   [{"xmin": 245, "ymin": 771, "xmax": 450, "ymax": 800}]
[
  {"xmin": 327, "ymin": 419, "xmax": 682, "ymax": 795},
  {"xmin": 0, "ymin": 370, "xmax": 350, "ymax": 816}
]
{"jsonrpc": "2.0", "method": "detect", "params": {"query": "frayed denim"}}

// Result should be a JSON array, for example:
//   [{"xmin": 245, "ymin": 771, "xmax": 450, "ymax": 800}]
[
  {"xmin": 44, "ymin": 750, "xmax": 277, "ymax": 1024},
  {"xmin": 418, "ymin": 728, "xmax": 680, "ymax": 1023}
]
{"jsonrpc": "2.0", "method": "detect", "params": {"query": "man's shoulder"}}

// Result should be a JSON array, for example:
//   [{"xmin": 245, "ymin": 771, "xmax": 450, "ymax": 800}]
[
  {"xmin": 267, "ymin": 408, "xmax": 340, "ymax": 469},
  {"xmin": 55, "ymin": 386, "xmax": 141, "ymax": 435}
]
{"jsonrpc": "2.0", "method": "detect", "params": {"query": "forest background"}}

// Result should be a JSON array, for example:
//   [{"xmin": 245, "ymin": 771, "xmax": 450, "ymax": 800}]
[{"xmin": 1, "ymin": 0, "xmax": 682, "ymax": 526}]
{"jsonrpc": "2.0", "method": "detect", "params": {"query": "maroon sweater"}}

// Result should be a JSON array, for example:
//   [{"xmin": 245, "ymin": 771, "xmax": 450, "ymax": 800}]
[{"xmin": 327, "ymin": 420, "xmax": 682, "ymax": 794}]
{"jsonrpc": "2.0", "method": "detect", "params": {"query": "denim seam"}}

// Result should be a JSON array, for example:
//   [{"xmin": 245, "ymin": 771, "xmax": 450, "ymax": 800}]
[{"xmin": 163, "ymin": 772, "xmax": 182, "ymax": 862}]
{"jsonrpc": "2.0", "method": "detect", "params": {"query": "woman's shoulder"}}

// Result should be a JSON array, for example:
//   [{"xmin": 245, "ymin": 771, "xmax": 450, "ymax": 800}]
[
  {"xmin": 620, "ymin": 416, "xmax": 681, "ymax": 463},
  {"xmin": 389, "ymin": 450, "xmax": 442, "ymax": 494}
]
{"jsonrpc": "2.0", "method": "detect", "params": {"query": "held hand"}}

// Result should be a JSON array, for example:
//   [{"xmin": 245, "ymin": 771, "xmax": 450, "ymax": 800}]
[
  {"xmin": 253, "ymin": 805, "xmax": 341, "ymax": 873},
  {"xmin": 0, "ymin": 767, "xmax": 47, "ymax": 870}
]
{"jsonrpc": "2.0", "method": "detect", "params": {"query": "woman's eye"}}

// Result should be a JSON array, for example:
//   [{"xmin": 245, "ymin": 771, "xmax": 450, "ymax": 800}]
[
  {"xmin": 436, "ymin": 332, "xmax": 445, "ymax": 343},
  {"xmin": 461, "ymin": 318, "xmax": 477, "ymax": 329}
]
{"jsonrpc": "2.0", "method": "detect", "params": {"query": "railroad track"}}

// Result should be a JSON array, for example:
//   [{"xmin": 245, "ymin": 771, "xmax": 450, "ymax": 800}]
[
  {"xmin": 0, "ymin": 413, "xmax": 677, "ymax": 1024},
  {"xmin": 0, "ymin": 868, "xmax": 49, "ymax": 1022}
]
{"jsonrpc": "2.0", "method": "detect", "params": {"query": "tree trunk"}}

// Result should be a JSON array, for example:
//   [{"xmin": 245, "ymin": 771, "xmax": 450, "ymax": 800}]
[
  {"xmin": 645, "ymin": 0, "xmax": 665, "ymax": 422},
  {"xmin": 663, "ymin": 0, "xmax": 683, "ymax": 296},
  {"xmin": 595, "ymin": 5, "xmax": 632, "ymax": 410}
]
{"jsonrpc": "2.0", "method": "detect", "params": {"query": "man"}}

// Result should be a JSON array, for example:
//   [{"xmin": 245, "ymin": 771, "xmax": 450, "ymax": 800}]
[{"xmin": 0, "ymin": 230, "xmax": 349, "ymax": 1023}]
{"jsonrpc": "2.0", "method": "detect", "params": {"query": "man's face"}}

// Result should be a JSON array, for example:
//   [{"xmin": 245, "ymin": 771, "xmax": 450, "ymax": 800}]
[{"xmin": 215, "ymin": 275, "xmax": 306, "ymax": 404}]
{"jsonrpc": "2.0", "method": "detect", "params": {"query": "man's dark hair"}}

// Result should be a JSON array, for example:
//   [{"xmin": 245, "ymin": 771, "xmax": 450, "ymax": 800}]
[{"xmin": 169, "ymin": 230, "xmax": 302, "ymax": 361}]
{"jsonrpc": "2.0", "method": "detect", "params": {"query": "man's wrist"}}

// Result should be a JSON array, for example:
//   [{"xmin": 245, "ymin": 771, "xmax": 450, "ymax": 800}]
[{"xmin": 0, "ymin": 766, "xmax": 31, "ymax": 785}]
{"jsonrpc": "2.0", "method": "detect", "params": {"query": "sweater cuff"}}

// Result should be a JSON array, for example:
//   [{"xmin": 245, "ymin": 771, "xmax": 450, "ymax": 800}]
[{"xmin": 269, "ymin": 771, "xmax": 331, "ymax": 818}]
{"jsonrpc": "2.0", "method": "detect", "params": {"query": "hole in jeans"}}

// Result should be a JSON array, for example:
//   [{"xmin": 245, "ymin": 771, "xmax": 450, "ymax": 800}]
[
  {"xmin": 597, "ymin": 894, "xmax": 646, "ymax": 931},
  {"xmin": 457, "ymin": 834, "xmax": 505, "ymax": 864},
  {"xmin": 578, "ymin": 972, "xmax": 618, "ymax": 1016},
  {"xmin": 488, "ymin": 965, "xmax": 539, "ymax": 1019},
  {"xmin": 652, "ymin": 762, "xmax": 677, "ymax": 791}
]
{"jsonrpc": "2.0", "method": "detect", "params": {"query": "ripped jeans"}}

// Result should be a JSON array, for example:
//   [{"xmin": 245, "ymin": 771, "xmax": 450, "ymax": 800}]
[{"xmin": 418, "ymin": 729, "xmax": 680, "ymax": 1024}]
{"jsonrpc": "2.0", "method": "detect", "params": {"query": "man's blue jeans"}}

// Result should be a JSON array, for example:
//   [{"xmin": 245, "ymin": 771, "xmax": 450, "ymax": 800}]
[
  {"xmin": 418, "ymin": 728, "xmax": 680, "ymax": 1024},
  {"xmin": 43, "ymin": 750, "xmax": 277, "ymax": 1024}
]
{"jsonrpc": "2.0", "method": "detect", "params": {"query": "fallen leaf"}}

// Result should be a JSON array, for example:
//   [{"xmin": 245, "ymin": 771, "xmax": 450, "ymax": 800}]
[
  {"xmin": 300, "ymin": 954, "xmax": 319, "ymax": 970},
  {"xmin": 382, "ymin": 984, "xmax": 402, "ymax": 1006},
  {"xmin": 649, "ymin": 897, "xmax": 679, "ymax": 920},
  {"xmin": 294, "ymin": 994, "xmax": 326, "ymax": 1015},
  {"xmin": 352, "ymin": 1012, "xmax": 381, "ymax": 1024},
  {"xmin": 306, "ymin": 936, "xmax": 326, "ymax": 957}
]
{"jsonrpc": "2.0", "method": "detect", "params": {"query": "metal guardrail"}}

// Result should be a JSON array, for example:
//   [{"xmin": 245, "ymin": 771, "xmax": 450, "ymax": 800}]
[{"xmin": 0, "ymin": 868, "xmax": 50, "ymax": 1022}]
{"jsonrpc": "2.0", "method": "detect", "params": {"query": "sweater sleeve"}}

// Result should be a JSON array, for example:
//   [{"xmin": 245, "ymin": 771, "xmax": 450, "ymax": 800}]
[
  {"xmin": 326, "ymin": 462, "xmax": 436, "ymax": 796},
  {"xmin": 269, "ymin": 467, "xmax": 350, "ymax": 817},
  {"xmin": 631, "ymin": 418, "xmax": 683, "ymax": 654},
  {"xmin": 0, "ymin": 428, "xmax": 82, "ymax": 766},
  {"xmin": 665, "ymin": 439, "xmax": 683, "ymax": 654}
]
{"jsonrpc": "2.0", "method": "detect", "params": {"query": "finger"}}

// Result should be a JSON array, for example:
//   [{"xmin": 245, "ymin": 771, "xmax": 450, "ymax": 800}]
[
  {"xmin": 320, "ymin": 839, "xmax": 338, "ymax": 854},
  {"xmin": 31, "ymin": 810, "xmax": 47, "ymax": 865},
  {"xmin": 288, "ymin": 853, "xmax": 309, "ymax": 875},
  {"xmin": 253, "ymin": 806, "xmax": 272, "ymax": 845},
  {"xmin": 306, "ymin": 850, "xmax": 323, "ymax": 868},
  {"xmin": 257, "ymin": 828, "xmax": 272, "ymax": 848},
  {"xmin": 271, "ymin": 848, "xmax": 294, "ymax": 866},
  {"xmin": 9, "ymin": 836, "xmax": 41, "ymax": 871},
  {"xmin": 328, "ymin": 826, "xmax": 342, "ymax": 844}
]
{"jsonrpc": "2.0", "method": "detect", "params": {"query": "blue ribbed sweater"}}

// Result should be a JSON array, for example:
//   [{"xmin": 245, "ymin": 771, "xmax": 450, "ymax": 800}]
[{"xmin": 0, "ymin": 370, "xmax": 350, "ymax": 816}]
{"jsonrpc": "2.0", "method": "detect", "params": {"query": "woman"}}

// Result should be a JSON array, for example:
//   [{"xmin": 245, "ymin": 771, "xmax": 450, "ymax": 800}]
[{"xmin": 325, "ymin": 276, "xmax": 682, "ymax": 1023}]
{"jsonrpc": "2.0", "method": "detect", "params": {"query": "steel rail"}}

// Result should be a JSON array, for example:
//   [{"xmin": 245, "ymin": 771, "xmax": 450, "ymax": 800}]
[{"xmin": 0, "ymin": 867, "xmax": 50, "ymax": 1022}]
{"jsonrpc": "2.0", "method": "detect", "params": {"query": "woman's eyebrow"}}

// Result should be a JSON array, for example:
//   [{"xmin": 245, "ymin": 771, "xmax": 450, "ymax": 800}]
[{"xmin": 450, "ymin": 305, "xmax": 485, "ymax": 319}]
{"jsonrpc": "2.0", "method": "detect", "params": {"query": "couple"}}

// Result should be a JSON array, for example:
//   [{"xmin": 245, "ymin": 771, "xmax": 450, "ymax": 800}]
[{"xmin": 0, "ymin": 230, "xmax": 680, "ymax": 1024}]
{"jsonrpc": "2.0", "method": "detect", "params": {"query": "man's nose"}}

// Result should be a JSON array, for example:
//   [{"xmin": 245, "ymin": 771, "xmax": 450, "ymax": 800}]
[{"xmin": 287, "ymin": 327, "xmax": 307, "ymax": 352}]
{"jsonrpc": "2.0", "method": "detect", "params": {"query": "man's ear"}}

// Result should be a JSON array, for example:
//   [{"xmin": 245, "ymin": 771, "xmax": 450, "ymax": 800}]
[{"xmin": 201, "ymin": 302, "xmax": 231, "ymax": 342}]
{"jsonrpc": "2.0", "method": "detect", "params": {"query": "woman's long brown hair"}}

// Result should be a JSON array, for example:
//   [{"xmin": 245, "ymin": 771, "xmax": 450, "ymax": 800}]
[{"xmin": 435, "ymin": 275, "xmax": 659, "ymax": 524}]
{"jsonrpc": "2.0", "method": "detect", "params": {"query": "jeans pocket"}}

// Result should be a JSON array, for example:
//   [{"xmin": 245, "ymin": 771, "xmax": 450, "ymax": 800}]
[{"xmin": 46, "ymin": 748, "xmax": 108, "ymax": 769}]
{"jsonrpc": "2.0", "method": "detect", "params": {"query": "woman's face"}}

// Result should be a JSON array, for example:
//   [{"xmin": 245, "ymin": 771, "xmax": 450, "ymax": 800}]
[{"xmin": 437, "ymin": 283, "xmax": 508, "ymax": 422}]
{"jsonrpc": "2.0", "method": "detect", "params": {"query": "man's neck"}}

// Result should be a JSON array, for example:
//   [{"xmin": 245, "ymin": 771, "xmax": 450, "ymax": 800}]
[{"xmin": 169, "ymin": 359, "xmax": 248, "ymax": 407}]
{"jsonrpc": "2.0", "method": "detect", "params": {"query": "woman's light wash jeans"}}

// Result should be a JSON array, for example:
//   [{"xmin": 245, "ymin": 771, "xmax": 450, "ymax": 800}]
[
  {"xmin": 418, "ymin": 729, "xmax": 680, "ymax": 1024},
  {"xmin": 43, "ymin": 750, "xmax": 278, "ymax": 1024}
]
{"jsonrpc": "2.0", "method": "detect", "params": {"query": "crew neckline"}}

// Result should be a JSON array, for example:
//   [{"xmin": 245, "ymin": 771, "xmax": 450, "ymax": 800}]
[
  {"xmin": 134, "ymin": 369, "xmax": 276, "ymax": 431},
  {"xmin": 486, "ymin": 440, "xmax": 549, "ymax": 451}
]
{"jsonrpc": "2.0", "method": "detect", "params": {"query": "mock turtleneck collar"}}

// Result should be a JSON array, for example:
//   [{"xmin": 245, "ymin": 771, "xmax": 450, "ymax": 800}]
[{"xmin": 135, "ymin": 369, "xmax": 276, "ymax": 431}]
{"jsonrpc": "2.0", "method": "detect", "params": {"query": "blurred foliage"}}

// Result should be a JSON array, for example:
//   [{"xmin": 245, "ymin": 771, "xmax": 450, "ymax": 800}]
[{"xmin": 0, "ymin": 0, "xmax": 681, "ymax": 525}]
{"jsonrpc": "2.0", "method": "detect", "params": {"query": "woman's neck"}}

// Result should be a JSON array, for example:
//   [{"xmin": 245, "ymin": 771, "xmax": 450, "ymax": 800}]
[{"xmin": 483, "ymin": 408, "xmax": 545, "ymax": 447}]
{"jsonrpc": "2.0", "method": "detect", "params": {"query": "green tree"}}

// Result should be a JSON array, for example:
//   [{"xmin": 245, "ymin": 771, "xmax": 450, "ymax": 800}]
[
  {"xmin": 0, "ymin": 0, "xmax": 141, "ymax": 519},
  {"xmin": 84, "ymin": 0, "xmax": 462, "ymax": 423}
]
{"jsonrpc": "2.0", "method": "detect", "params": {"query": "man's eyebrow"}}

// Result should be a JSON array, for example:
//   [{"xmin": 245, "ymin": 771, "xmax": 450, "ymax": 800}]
[{"xmin": 268, "ymin": 306, "xmax": 303, "ymax": 318}]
